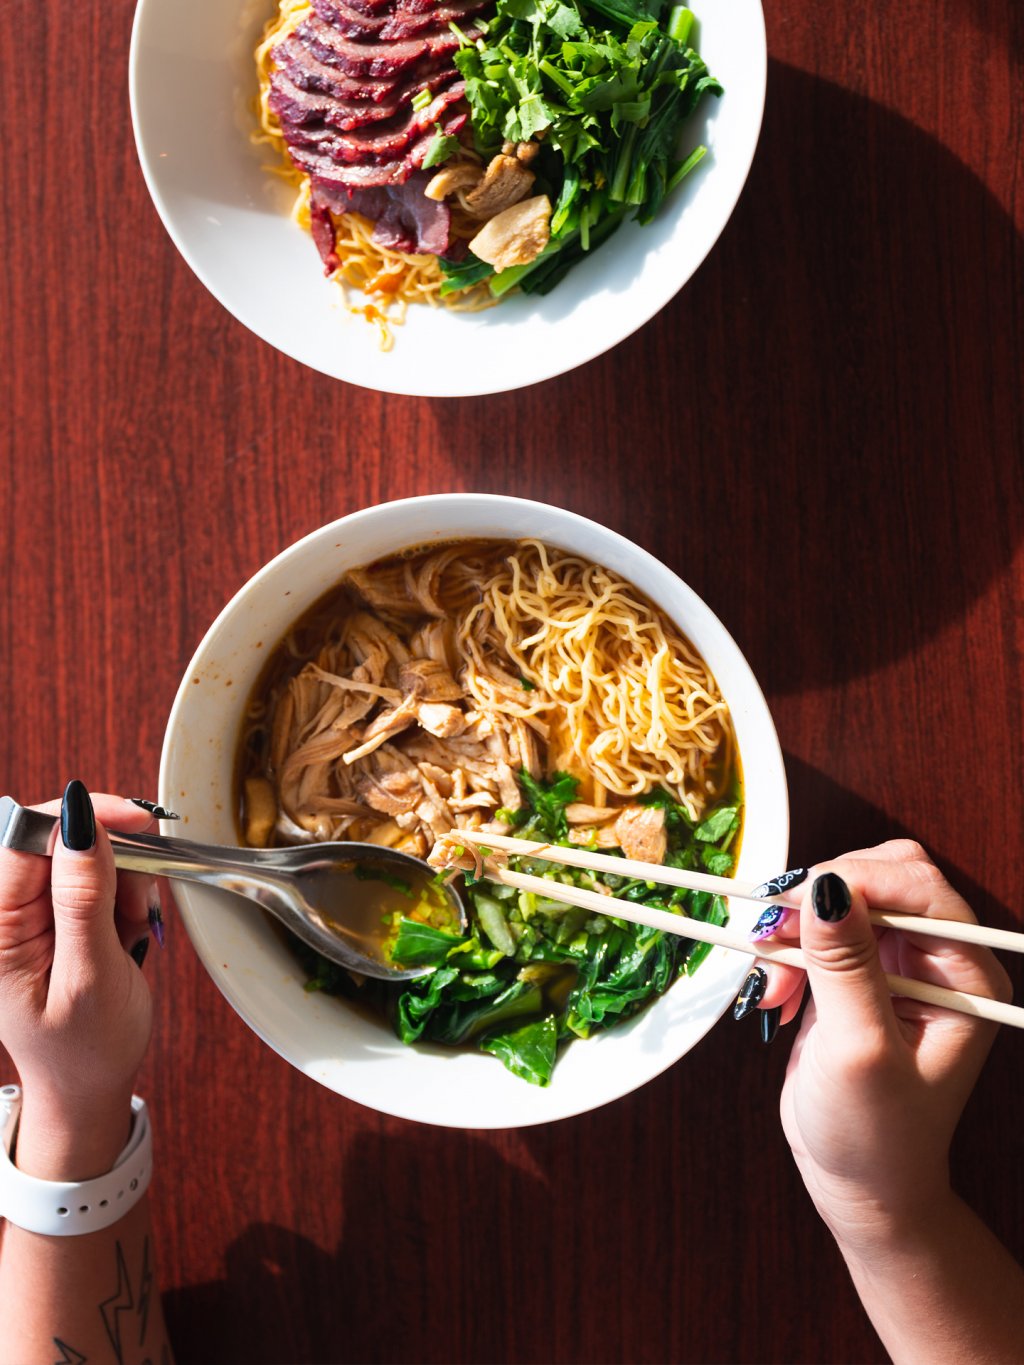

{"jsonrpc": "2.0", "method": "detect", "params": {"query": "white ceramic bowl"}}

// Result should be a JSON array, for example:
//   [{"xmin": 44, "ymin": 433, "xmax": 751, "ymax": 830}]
[
  {"xmin": 129, "ymin": 0, "xmax": 766, "ymax": 396},
  {"xmin": 160, "ymin": 495, "xmax": 787, "ymax": 1127}
]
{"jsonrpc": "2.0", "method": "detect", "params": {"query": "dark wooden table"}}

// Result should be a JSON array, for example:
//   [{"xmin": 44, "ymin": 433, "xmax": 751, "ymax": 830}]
[{"xmin": 2, "ymin": 1, "xmax": 1022, "ymax": 1361}]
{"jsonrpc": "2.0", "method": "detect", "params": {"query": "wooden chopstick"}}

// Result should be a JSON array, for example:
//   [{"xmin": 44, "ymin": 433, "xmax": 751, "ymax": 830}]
[
  {"xmin": 494, "ymin": 866, "xmax": 1024, "ymax": 1031},
  {"xmin": 457, "ymin": 829, "xmax": 1024, "ymax": 956}
]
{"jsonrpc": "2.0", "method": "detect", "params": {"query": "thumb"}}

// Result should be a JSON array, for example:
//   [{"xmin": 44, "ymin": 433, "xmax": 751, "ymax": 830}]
[
  {"xmin": 799, "ymin": 870, "xmax": 897, "ymax": 1048},
  {"xmin": 50, "ymin": 781, "xmax": 121, "ymax": 978}
]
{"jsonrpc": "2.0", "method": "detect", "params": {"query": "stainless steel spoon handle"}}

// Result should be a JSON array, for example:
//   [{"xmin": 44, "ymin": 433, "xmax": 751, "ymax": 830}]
[{"xmin": 0, "ymin": 796, "xmax": 291, "ymax": 894}]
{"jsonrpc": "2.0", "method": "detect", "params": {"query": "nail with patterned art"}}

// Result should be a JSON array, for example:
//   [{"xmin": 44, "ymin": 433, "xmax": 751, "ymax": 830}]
[
  {"xmin": 128, "ymin": 798, "xmax": 180, "ymax": 821},
  {"xmin": 147, "ymin": 886, "xmax": 166, "ymax": 949},
  {"xmin": 733, "ymin": 966, "xmax": 767, "ymax": 1021},
  {"xmin": 750, "ymin": 868, "xmax": 808, "ymax": 899},
  {"xmin": 747, "ymin": 904, "xmax": 792, "ymax": 942}
]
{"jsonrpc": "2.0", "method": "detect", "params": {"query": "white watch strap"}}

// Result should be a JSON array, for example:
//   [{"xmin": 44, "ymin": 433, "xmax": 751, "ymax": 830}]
[{"xmin": 0, "ymin": 1085, "xmax": 152, "ymax": 1236}]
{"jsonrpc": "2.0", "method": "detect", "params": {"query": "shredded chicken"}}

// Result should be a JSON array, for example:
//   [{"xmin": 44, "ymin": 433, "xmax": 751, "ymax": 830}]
[{"xmin": 249, "ymin": 548, "xmax": 705, "ymax": 859}]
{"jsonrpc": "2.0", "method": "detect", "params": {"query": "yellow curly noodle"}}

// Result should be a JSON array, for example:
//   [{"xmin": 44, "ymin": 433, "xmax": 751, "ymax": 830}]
[
  {"xmin": 456, "ymin": 540, "xmax": 734, "ymax": 819},
  {"xmin": 254, "ymin": 0, "xmax": 491, "ymax": 350}
]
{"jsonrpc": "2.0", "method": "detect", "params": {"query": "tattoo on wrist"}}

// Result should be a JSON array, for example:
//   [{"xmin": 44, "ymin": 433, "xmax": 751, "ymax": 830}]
[
  {"xmin": 96, "ymin": 1237, "xmax": 154, "ymax": 1365},
  {"xmin": 53, "ymin": 1340, "xmax": 87, "ymax": 1365}
]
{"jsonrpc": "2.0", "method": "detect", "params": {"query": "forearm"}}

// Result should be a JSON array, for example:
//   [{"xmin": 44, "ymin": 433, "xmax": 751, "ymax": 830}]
[
  {"xmin": 838, "ymin": 1194, "xmax": 1024, "ymax": 1365},
  {"xmin": 0, "ymin": 1197, "xmax": 171, "ymax": 1365},
  {"xmin": 0, "ymin": 1096, "xmax": 173, "ymax": 1365}
]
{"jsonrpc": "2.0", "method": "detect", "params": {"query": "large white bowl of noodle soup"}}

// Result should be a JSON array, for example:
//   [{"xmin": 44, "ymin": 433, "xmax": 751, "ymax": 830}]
[
  {"xmin": 129, "ymin": 0, "xmax": 766, "ymax": 396},
  {"xmin": 160, "ymin": 495, "xmax": 787, "ymax": 1127}
]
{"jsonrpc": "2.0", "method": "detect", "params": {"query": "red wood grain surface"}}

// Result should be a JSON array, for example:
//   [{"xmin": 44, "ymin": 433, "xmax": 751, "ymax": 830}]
[{"xmin": 1, "ymin": 1, "xmax": 1022, "ymax": 1361}]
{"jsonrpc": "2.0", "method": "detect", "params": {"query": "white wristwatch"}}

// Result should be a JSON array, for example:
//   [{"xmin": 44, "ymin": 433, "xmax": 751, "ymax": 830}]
[{"xmin": 0, "ymin": 1085, "xmax": 153, "ymax": 1236}]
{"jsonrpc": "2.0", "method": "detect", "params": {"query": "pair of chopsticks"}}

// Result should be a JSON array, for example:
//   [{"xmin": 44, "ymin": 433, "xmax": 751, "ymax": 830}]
[{"xmin": 455, "ymin": 829, "xmax": 1024, "ymax": 1030}]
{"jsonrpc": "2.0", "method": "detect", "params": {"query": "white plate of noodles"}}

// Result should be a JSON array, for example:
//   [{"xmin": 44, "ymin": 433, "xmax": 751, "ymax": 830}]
[
  {"xmin": 160, "ymin": 495, "xmax": 788, "ymax": 1127},
  {"xmin": 129, "ymin": 0, "xmax": 766, "ymax": 396}
]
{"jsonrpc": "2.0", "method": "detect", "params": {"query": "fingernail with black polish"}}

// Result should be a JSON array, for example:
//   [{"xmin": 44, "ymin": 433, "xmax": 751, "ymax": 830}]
[
  {"xmin": 748, "ymin": 904, "xmax": 792, "ymax": 942},
  {"xmin": 130, "ymin": 936, "xmax": 150, "ymax": 969},
  {"xmin": 61, "ymin": 780, "xmax": 96, "ymax": 852},
  {"xmin": 811, "ymin": 872, "xmax": 852, "ymax": 922},
  {"xmin": 147, "ymin": 887, "xmax": 165, "ymax": 950},
  {"xmin": 760, "ymin": 1006, "xmax": 781, "ymax": 1045},
  {"xmin": 129, "ymin": 798, "xmax": 180, "ymax": 821},
  {"xmin": 733, "ymin": 966, "xmax": 767, "ymax": 1021},
  {"xmin": 751, "ymin": 868, "xmax": 808, "ymax": 899}
]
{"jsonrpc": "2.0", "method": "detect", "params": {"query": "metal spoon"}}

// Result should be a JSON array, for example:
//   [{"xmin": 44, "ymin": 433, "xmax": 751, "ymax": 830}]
[{"xmin": 0, "ymin": 796, "xmax": 466, "ymax": 981}]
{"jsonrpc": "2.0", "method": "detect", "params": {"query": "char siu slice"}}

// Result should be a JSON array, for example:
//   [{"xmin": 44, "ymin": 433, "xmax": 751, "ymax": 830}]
[
  {"xmin": 298, "ymin": 14, "xmax": 473, "ymax": 79},
  {"xmin": 308, "ymin": 0, "xmax": 488, "ymax": 41},
  {"xmin": 285, "ymin": 82, "xmax": 466, "ymax": 165},
  {"xmin": 288, "ymin": 108, "xmax": 466, "ymax": 190}
]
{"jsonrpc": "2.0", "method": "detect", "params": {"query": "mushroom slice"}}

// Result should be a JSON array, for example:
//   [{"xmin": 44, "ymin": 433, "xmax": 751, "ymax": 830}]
[
  {"xmin": 425, "ymin": 161, "xmax": 483, "ymax": 201},
  {"xmin": 469, "ymin": 196, "xmax": 551, "ymax": 274},
  {"xmin": 463, "ymin": 154, "xmax": 536, "ymax": 219}
]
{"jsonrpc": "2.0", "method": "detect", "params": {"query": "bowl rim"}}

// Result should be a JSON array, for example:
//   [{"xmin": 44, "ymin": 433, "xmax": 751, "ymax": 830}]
[
  {"xmin": 159, "ymin": 494, "xmax": 789, "ymax": 1126},
  {"xmin": 128, "ymin": 0, "xmax": 768, "ymax": 397}
]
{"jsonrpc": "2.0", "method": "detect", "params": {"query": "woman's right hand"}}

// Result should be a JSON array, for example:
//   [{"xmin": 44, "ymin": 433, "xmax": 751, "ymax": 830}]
[
  {"xmin": 757, "ymin": 840, "xmax": 1012, "ymax": 1258},
  {"xmin": 0, "ymin": 784, "xmax": 160, "ymax": 1178}
]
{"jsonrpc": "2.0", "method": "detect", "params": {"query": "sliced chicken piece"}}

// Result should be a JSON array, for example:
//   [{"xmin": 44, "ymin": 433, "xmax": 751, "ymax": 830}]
[
  {"xmin": 417, "ymin": 702, "xmax": 466, "ymax": 738},
  {"xmin": 399, "ymin": 658, "xmax": 463, "ymax": 701},
  {"xmin": 468, "ymin": 195, "xmax": 551, "ymax": 273},
  {"xmin": 613, "ymin": 805, "xmax": 667, "ymax": 864},
  {"xmin": 279, "ymin": 727, "xmax": 356, "ymax": 816},
  {"xmin": 494, "ymin": 760, "xmax": 521, "ymax": 810},
  {"xmin": 569, "ymin": 825, "xmax": 621, "ymax": 848},
  {"xmin": 358, "ymin": 767, "xmax": 423, "ymax": 817},
  {"xmin": 342, "ymin": 695, "xmax": 419, "ymax": 765},
  {"xmin": 345, "ymin": 566, "xmax": 416, "ymax": 618},
  {"xmin": 344, "ymin": 611, "xmax": 411, "ymax": 669},
  {"xmin": 408, "ymin": 619, "xmax": 458, "ymax": 672},
  {"xmin": 450, "ymin": 791, "xmax": 497, "ymax": 812},
  {"xmin": 417, "ymin": 761, "xmax": 454, "ymax": 798},
  {"xmin": 566, "ymin": 803, "xmax": 620, "ymax": 825},
  {"xmin": 428, "ymin": 834, "xmax": 485, "ymax": 879},
  {"xmin": 463, "ymin": 154, "xmax": 535, "ymax": 218},
  {"xmin": 511, "ymin": 717, "xmax": 541, "ymax": 776}
]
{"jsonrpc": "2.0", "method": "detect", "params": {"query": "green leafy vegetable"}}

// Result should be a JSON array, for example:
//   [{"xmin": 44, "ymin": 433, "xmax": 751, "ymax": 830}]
[
  {"xmin": 518, "ymin": 769, "xmax": 579, "ymax": 839},
  {"xmin": 695, "ymin": 805, "xmax": 739, "ymax": 843},
  {"xmin": 481, "ymin": 1015, "xmax": 559, "ymax": 1085},
  {"xmin": 422, "ymin": 126, "xmax": 462, "ymax": 169},
  {"xmin": 392, "ymin": 918, "xmax": 466, "ymax": 967},
  {"xmin": 441, "ymin": 0, "xmax": 721, "ymax": 297},
  {"xmin": 296, "ymin": 770, "xmax": 741, "ymax": 1085}
]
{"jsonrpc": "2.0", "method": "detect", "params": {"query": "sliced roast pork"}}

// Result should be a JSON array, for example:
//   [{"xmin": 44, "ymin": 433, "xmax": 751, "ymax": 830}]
[
  {"xmin": 309, "ymin": 0, "xmax": 488, "ymax": 42},
  {"xmin": 270, "ymin": 0, "xmax": 485, "ymax": 256}
]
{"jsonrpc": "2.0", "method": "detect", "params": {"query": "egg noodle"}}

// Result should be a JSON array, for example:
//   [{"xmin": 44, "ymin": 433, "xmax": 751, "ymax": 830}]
[
  {"xmin": 254, "ymin": 0, "xmax": 492, "ymax": 349},
  {"xmin": 455, "ymin": 540, "xmax": 732, "ymax": 817}
]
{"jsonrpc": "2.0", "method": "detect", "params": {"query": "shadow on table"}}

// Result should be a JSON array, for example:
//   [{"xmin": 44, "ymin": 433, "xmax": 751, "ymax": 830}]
[
  {"xmin": 784, "ymin": 752, "xmax": 1019, "ymax": 933},
  {"xmin": 162, "ymin": 1131, "xmax": 550, "ymax": 1365},
  {"xmin": 422, "ymin": 60, "xmax": 1022, "ymax": 696}
]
